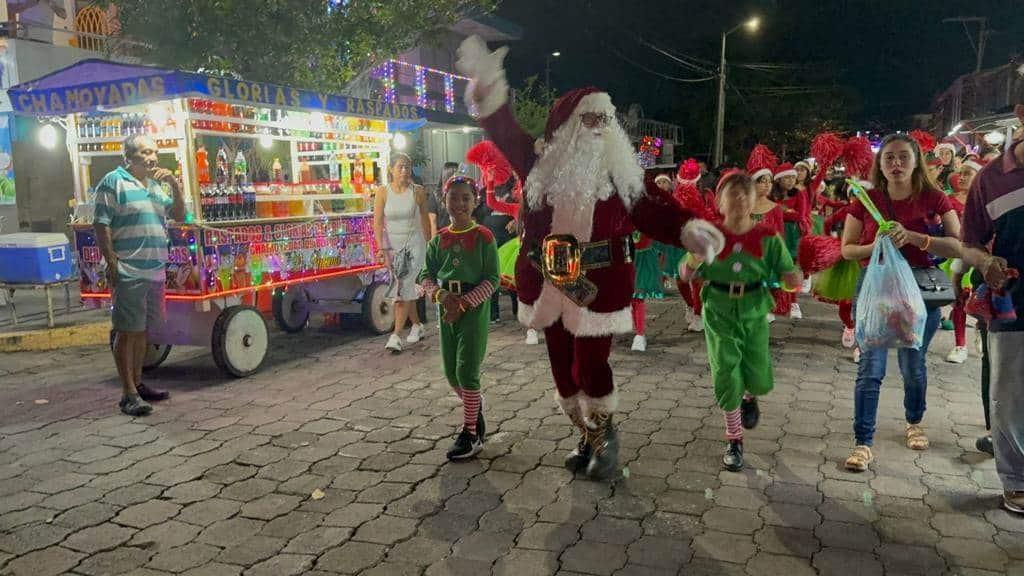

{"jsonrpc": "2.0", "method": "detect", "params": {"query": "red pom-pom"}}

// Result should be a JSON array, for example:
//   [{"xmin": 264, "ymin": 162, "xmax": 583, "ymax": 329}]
[
  {"xmin": 810, "ymin": 132, "xmax": 845, "ymax": 170},
  {"xmin": 842, "ymin": 136, "xmax": 874, "ymax": 178},
  {"xmin": 746, "ymin": 144, "xmax": 779, "ymax": 174},
  {"xmin": 909, "ymin": 130, "xmax": 936, "ymax": 153},
  {"xmin": 678, "ymin": 157, "xmax": 701, "ymax": 181},
  {"xmin": 466, "ymin": 141, "xmax": 513, "ymax": 185},
  {"xmin": 798, "ymin": 235, "xmax": 843, "ymax": 274}
]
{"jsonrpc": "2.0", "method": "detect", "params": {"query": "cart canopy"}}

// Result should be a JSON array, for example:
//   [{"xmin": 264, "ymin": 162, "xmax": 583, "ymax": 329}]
[{"xmin": 6, "ymin": 59, "xmax": 429, "ymax": 131}]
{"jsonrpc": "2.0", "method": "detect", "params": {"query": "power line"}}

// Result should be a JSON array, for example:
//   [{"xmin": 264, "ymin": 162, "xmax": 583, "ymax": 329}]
[
  {"xmin": 633, "ymin": 35, "xmax": 716, "ymax": 75},
  {"xmin": 607, "ymin": 47, "xmax": 715, "ymax": 84}
]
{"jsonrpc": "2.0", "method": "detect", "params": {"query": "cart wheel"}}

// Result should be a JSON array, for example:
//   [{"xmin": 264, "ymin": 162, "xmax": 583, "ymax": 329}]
[
  {"xmin": 272, "ymin": 286, "xmax": 310, "ymax": 333},
  {"xmin": 361, "ymin": 281, "xmax": 393, "ymax": 335},
  {"xmin": 109, "ymin": 330, "xmax": 172, "ymax": 372},
  {"xmin": 211, "ymin": 306, "xmax": 268, "ymax": 378}
]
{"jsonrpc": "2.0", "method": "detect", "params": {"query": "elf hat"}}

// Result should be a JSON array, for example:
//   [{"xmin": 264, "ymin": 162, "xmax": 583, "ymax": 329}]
[
  {"xmin": 773, "ymin": 162, "xmax": 797, "ymax": 181},
  {"xmin": 745, "ymin": 144, "xmax": 779, "ymax": 182}
]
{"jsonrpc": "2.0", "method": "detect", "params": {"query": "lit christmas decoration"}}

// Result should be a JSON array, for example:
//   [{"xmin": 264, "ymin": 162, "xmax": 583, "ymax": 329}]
[
  {"xmin": 381, "ymin": 60, "xmax": 396, "ymax": 104},
  {"xmin": 414, "ymin": 65, "xmax": 427, "ymax": 108},
  {"xmin": 444, "ymin": 74, "xmax": 455, "ymax": 113}
]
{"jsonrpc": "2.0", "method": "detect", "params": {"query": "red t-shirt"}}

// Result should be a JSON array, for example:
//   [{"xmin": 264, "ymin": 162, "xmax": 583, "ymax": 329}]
[{"xmin": 848, "ymin": 186, "xmax": 953, "ymax": 268}]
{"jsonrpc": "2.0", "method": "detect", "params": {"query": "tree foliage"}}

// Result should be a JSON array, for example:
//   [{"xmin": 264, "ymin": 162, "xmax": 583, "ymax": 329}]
[
  {"xmin": 104, "ymin": 0, "xmax": 497, "ymax": 93},
  {"xmin": 511, "ymin": 75, "xmax": 557, "ymax": 139}
]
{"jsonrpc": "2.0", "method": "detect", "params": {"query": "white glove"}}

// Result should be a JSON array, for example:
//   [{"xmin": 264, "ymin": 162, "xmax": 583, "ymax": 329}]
[
  {"xmin": 456, "ymin": 35, "xmax": 509, "ymax": 117},
  {"xmin": 681, "ymin": 220, "xmax": 725, "ymax": 264}
]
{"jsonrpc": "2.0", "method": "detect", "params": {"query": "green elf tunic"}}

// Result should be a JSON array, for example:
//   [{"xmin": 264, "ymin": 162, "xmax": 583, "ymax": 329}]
[
  {"xmin": 690, "ymin": 224, "xmax": 796, "ymax": 411},
  {"xmin": 418, "ymin": 224, "xmax": 499, "ymax": 392},
  {"xmin": 634, "ymin": 232, "xmax": 664, "ymax": 299},
  {"xmin": 658, "ymin": 242, "xmax": 686, "ymax": 281}
]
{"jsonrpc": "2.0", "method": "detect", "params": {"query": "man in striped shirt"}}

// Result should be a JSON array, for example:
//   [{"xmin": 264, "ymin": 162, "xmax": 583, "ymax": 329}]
[{"xmin": 95, "ymin": 134, "xmax": 185, "ymax": 416}]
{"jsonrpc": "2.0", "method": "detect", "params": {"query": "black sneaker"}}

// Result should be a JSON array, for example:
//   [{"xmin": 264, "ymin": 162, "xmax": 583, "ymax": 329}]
[
  {"xmin": 740, "ymin": 396, "xmax": 760, "ymax": 430},
  {"xmin": 976, "ymin": 435, "xmax": 994, "ymax": 456},
  {"xmin": 119, "ymin": 394, "xmax": 153, "ymax": 417},
  {"xmin": 476, "ymin": 409, "xmax": 486, "ymax": 444},
  {"xmin": 446, "ymin": 429, "xmax": 483, "ymax": 461},
  {"xmin": 723, "ymin": 440, "xmax": 744, "ymax": 472},
  {"xmin": 136, "ymin": 383, "xmax": 170, "ymax": 402}
]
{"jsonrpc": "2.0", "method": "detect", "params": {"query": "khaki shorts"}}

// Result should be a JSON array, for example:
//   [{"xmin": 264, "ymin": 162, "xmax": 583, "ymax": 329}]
[{"xmin": 112, "ymin": 276, "xmax": 166, "ymax": 333}]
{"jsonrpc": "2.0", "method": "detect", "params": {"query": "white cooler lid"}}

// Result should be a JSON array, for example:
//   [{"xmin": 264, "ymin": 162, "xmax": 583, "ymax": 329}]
[{"xmin": 0, "ymin": 233, "xmax": 71, "ymax": 248}]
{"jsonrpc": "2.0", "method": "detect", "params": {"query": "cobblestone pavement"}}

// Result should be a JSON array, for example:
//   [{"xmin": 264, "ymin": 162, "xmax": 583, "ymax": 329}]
[{"xmin": 1, "ymin": 296, "xmax": 1021, "ymax": 576}]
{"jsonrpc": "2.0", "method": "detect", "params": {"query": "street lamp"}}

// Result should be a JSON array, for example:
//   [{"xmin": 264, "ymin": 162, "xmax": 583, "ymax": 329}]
[
  {"xmin": 545, "ymin": 51, "xmax": 561, "ymax": 87},
  {"xmin": 713, "ymin": 16, "xmax": 761, "ymax": 166}
]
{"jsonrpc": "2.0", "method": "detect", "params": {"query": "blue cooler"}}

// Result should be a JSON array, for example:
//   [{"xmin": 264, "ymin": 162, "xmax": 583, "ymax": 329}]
[{"xmin": 0, "ymin": 233, "xmax": 74, "ymax": 284}]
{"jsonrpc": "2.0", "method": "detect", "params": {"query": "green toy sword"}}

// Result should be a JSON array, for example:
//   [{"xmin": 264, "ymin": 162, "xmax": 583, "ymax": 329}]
[{"xmin": 846, "ymin": 179, "xmax": 894, "ymax": 233}]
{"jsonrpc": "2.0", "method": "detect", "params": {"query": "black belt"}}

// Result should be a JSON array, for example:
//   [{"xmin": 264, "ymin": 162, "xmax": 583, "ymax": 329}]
[
  {"xmin": 442, "ymin": 280, "xmax": 478, "ymax": 295},
  {"xmin": 527, "ymin": 234, "xmax": 635, "ymax": 271},
  {"xmin": 707, "ymin": 281, "xmax": 766, "ymax": 298}
]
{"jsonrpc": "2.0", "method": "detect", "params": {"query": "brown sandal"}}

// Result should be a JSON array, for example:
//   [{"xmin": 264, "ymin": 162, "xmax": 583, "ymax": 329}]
[
  {"xmin": 845, "ymin": 445, "xmax": 873, "ymax": 472},
  {"xmin": 906, "ymin": 424, "xmax": 930, "ymax": 450}
]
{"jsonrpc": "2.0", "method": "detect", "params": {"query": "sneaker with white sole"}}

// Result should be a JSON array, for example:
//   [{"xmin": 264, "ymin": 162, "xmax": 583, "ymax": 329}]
[
  {"xmin": 631, "ymin": 334, "xmax": 647, "ymax": 352},
  {"xmin": 525, "ymin": 329, "xmax": 539, "ymax": 345},
  {"xmin": 946, "ymin": 346, "xmax": 968, "ymax": 364},
  {"xmin": 446, "ymin": 428, "xmax": 483, "ymax": 461},
  {"xmin": 842, "ymin": 327, "xmax": 856, "ymax": 349},
  {"xmin": 385, "ymin": 333, "xmax": 403, "ymax": 353},
  {"xmin": 1003, "ymin": 491, "xmax": 1024, "ymax": 515},
  {"xmin": 976, "ymin": 332, "xmax": 984, "ymax": 355},
  {"xmin": 790, "ymin": 303, "xmax": 803, "ymax": 320},
  {"xmin": 767, "ymin": 313, "xmax": 777, "ymax": 324},
  {"xmin": 853, "ymin": 347, "xmax": 861, "ymax": 364},
  {"xmin": 687, "ymin": 316, "xmax": 704, "ymax": 332},
  {"xmin": 407, "ymin": 323, "xmax": 425, "ymax": 343},
  {"xmin": 801, "ymin": 278, "xmax": 812, "ymax": 294}
]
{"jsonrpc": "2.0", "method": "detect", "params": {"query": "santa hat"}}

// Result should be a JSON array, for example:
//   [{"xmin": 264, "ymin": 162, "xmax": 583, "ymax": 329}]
[
  {"xmin": 543, "ymin": 86, "xmax": 613, "ymax": 142},
  {"xmin": 934, "ymin": 142, "xmax": 957, "ymax": 157},
  {"xmin": 773, "ymin": 162, "xmax": 797, "ymax": 181},
  {"xmin": 654, "ymin": 173, "xmax": 672, "ymax": 187},
  {"xmin": 676, "ymin": 158, "xmax": 701, "ymax": 183},
  {"xmin": 794, "ymin": 159, "xmax": 814, "ymax": 174},
  {"xmin": 962, "ymin": 156, "xmax": 988, "ymax": 173},
  {"xmin": 715, "ymin": 168, "xmax": 746, "ymax": 197},
  {"xmin": 746, "ymin": 144, "xmax": 779, "ymax": 182}
]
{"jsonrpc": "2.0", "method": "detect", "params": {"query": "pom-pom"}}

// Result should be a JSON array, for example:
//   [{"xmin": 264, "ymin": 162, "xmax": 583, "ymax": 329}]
[
  {"xmin": 909, "ymin": 130, "xmax": 937, "ymax": 153},
  {"xmin": 745, "ymin": 144, "xmax": 779, "ymax": 175},
  {"xmin": 677, "ymin": 158, "xmax": 701, "ymax": 182},
  {"xmin": 842, "ymin": 136, "xmax": 874, "ymax": 178},
  {"xmin": 810, "ymin": 132, "xmax": 845, "ymax": 170},
  {"xmin": 798, "ymin": 235, "xmax": 843, "ymax": 275},
  {"xmin": 465, "ymin": 140, "xmax": 513, "ymax": 186}
]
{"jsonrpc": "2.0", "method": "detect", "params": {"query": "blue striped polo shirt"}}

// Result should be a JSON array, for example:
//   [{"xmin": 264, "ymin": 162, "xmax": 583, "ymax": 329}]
[{"xmin": 94, "ymin": 166, "xmax": 172, "ymax": 281}]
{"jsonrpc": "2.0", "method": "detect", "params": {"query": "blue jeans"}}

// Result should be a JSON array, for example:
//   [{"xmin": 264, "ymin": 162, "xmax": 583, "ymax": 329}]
[{"xmin": 852, "ymin": 268, "xmax": 941, "ymax": 446}]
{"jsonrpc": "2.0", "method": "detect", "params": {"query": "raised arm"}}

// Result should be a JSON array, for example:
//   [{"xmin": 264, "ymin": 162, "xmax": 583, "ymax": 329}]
[{"xmin": 633, "ymin": 181, "xmax": 724, "ymax": 261}]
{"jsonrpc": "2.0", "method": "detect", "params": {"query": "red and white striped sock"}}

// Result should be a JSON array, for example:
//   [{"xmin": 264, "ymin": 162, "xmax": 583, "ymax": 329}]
[
  {"xmin": 724, "ymin": 408, "xmax": 743, "ymax": 441},
  {"xmin": 462, "ymin": 390, "xmax": 480, "ymax": 435},
  {"xmin": 453, "ymin": 388, "xmax": 463, "ymax": 400}
]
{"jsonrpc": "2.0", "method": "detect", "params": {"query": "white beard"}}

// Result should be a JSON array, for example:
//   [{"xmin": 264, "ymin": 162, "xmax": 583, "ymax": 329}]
[{"xmin": 524, "ymin": 118, "xmax": 645, "ymax": 222}]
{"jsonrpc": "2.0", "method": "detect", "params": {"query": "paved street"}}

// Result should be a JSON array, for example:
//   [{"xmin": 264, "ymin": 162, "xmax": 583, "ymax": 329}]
[{"xmin": 0, "ymin": 296, "xmax": 1021, "ymax": 576}]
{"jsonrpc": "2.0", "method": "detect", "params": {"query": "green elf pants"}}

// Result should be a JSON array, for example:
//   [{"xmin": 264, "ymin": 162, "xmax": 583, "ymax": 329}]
[
  {"xmin": 702, "ymin": 289, "xmax": 774, "ymax": 411},
  {"xmin": 439, "ymin": 302, "xmax": 490, "ymax": 392}
]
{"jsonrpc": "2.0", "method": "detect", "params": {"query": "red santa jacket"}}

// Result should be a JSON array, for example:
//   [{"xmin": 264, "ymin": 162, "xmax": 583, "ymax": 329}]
[{"xmin": 480, "ymin": 104, "xmax": 697, "ymax": 336}]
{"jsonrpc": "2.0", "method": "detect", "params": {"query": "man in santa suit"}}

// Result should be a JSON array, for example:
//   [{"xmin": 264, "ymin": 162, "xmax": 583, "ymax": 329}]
[{"xmin": 457, "ymin": 37, "xmax": 724, "ymax": 479}]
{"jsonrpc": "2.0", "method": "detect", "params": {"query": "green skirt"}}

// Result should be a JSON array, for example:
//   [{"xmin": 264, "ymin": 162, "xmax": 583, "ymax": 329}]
[
  {"xmin": 658, "ymin": 242, "xmax": 686, "ymax": 279},
  {"xmin": 812, "ymin": 258, "xmax": 859, "ymax": 303},
  {"xmin": 783, "ymin": 221, "xmax": 802, "ymax": 260},
  {"xmin": 634, "ymin": 247, "xmax": 664, "ymax": 299},
  {"xmin": 811, "ymin": 214, "xmax": 825, "ymax": 236},
  {"xmin": 497, "ymin": 237, "xmax": 520, "ymax": 290}
]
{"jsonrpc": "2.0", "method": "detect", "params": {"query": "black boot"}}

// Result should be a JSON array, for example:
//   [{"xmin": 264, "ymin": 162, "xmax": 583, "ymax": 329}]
[
  {"xmin": 740, "ymin": 396, "xmax": 760, "ymax": 430},
  {"xmin": 723, "ymin": 440, "xmax": 744, "ymax": 472},
  {"xmin": 585, "ymin": 412, "xmax": 619, "ymax": 479},
  {"xmin": 564, "ymin": 411, "xmax": 592, "ymax": 472},
  {"xmin": 476, "ymin": 409, "xmax": 486, "ymax": 444},
  {"xmin": 976, "ymin": 435, "xmax": 994, "ymax": 456}
]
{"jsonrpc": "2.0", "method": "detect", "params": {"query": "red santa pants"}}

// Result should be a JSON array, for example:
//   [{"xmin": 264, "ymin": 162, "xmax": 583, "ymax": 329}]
[{"xmin": 544, "ymin": 321, "xmax": 615, "ymax": 405}]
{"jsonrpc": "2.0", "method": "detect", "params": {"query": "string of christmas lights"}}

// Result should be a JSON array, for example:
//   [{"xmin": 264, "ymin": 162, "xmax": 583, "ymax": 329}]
[{"xmin": 414, "ymin": 65, "xmax": 427, "ymax": 108}]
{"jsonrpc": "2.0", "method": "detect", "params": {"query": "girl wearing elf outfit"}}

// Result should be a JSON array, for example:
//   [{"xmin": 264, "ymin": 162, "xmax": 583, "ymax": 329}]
[
  {"xmin": 653, "ymin": 173, "xmax": 686, "ymax": 292},
  {"xmin": 681, "ymin": 171, "xmax": 802, "ymax": 472},
  {"xmin": 941, "ymin": 156, "xmax": 986, "ymax": 364},
  {"xmin": 775, "ymin": 162, "xmax": 811, "ymax": 317},
  {"xmin": 672, "ymin": 159, "xmax": 718, "ymax": 332},
  {"xmin": 631, "ymin": 231, "xmax": 662, "ymax": 352},
  {"xmin": 418, "ymin": 176, "xmax": 500, "ymax": 461}
]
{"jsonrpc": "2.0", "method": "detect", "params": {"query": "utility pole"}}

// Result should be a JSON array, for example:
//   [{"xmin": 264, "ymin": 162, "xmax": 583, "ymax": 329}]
[
  {"xmin": 943, "ymin": 17, "xmax": 988, "ymax": 73},
  {"xmin": 713, "ymin": 33, "xmax": 727, "ymax": 167}
]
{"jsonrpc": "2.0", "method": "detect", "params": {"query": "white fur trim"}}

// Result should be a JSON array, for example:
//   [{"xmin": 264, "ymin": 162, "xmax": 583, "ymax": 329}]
[
  {"xmin": 456, "ymin": 36, "xmax": 509, "ymax": 118},
  {"xmin": 534, "ymin": 138, "xmax": 546, "ymax": 156},
  {"xmin": 518, "ymin": 290, "xmax": 635, "ymax": 337},
  {"xmin": 751, "ymin": 168, "xmax": 772, "ymax": 182},
  {"xmin": 555, "ymin": 391, "xmax": 583, "ymax": 415},
  {"xmin": 773, "ymin": 169, "xmax": 797, "ymax": 181},
  {"xmin": 682, "ymin": 219, "xmax": 725, "ymax": 263},
  {"xmin": 935, "ymin": 143, "xmax": 956, "ymax": 155},
  {"xmin": 963, "ymin": 159, "xmax": 983, "ymax": 172},
  {"xmin": 654, "ymin": 174, "xmax": 672, "ymax": 186},
  {"xmin": 794, "ymin": 160, "xmax": 813, "ymax": 173},
  {"xmin": 580, "ymin": 390, "xmax": 620, "ymax": 416}
]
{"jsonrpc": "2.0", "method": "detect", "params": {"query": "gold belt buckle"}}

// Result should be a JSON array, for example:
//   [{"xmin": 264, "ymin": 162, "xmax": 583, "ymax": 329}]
[
  {"xmin": 542, "ymin": 234, "xmax": 582, "ymax": 285},
  {"xmin": 728, "ymin": 282, "xmax": 745, "ymax": 299},
  {"xmin": 448, "ymin": 280, "xmax": 462, "ymax": 295}
]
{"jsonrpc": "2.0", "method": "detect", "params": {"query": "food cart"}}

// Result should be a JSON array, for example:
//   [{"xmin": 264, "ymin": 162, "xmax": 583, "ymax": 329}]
[{"xmin": 7, "ymin": 60, "xmax": 428, "ymax": 376}]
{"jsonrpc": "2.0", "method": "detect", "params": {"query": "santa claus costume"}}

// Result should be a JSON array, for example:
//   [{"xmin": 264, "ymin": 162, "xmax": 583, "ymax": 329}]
[
  {"xmin": 673, "ymin": 158, "xmax": 718, "ymax": 332},
  {"xmin": 456, "ymin": 36, "xmax": 724, "ymax": 479}
]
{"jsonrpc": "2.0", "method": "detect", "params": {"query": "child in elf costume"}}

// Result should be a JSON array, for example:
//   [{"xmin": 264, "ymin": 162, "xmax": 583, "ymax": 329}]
[
  {"xmin": 672, "ymin": 158, "xmax": 717, "ymax": 332},
  {"xmin": 631, "ymin": 231, "xmax": 663, "ymax": 352},
  {"xmin": 681, "ymin": 171, "xmax": 802, "ymax": 472},
  {"xmin": 418, "ymin": 176, "xmax": 500, "ymax": 461}
]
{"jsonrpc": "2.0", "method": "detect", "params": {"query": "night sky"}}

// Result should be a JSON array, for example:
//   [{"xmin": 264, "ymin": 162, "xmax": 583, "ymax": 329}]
[{"xmin": 495, "ymin": 0, "xmax": 1023, "ymax": 144}]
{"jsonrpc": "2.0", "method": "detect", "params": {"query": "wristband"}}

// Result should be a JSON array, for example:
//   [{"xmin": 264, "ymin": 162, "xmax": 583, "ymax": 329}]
[
  {"xmin": 434, "ymin": 289, "xmax": 448, "ymax": 304},
  {"xmin": 920, "ymin": 235, "xmax": 932, "ymax": 251}
]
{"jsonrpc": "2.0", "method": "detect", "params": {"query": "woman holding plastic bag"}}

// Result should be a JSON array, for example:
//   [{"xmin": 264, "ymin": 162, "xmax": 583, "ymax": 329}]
[{"xmin": 840, "ymin": 134, "xmax": 962, "ymax": 472}]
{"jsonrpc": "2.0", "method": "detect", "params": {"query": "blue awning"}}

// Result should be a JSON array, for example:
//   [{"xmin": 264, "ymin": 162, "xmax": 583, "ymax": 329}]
[{"xmin": 6, "ymin": 59, "xmax": 429, "ymax": 131}]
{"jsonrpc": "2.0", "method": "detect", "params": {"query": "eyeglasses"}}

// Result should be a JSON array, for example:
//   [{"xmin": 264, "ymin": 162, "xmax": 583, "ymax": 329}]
[{"xmin": 580, "ymin": 112, "xmax": 612, "ymax": 129}]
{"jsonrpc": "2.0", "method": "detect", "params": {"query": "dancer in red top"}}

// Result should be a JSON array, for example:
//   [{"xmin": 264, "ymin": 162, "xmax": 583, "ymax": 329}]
[
  {"xmin": 747, "ymin": 144, "xmax": 791, "ymax": 320},
  {"xmin": 673, "ymin": 158, "xmax": 716, "ymax": 332},
  {"xmin": 943, "ymin": 155, "xmax": 987, "ymax": 364}
]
